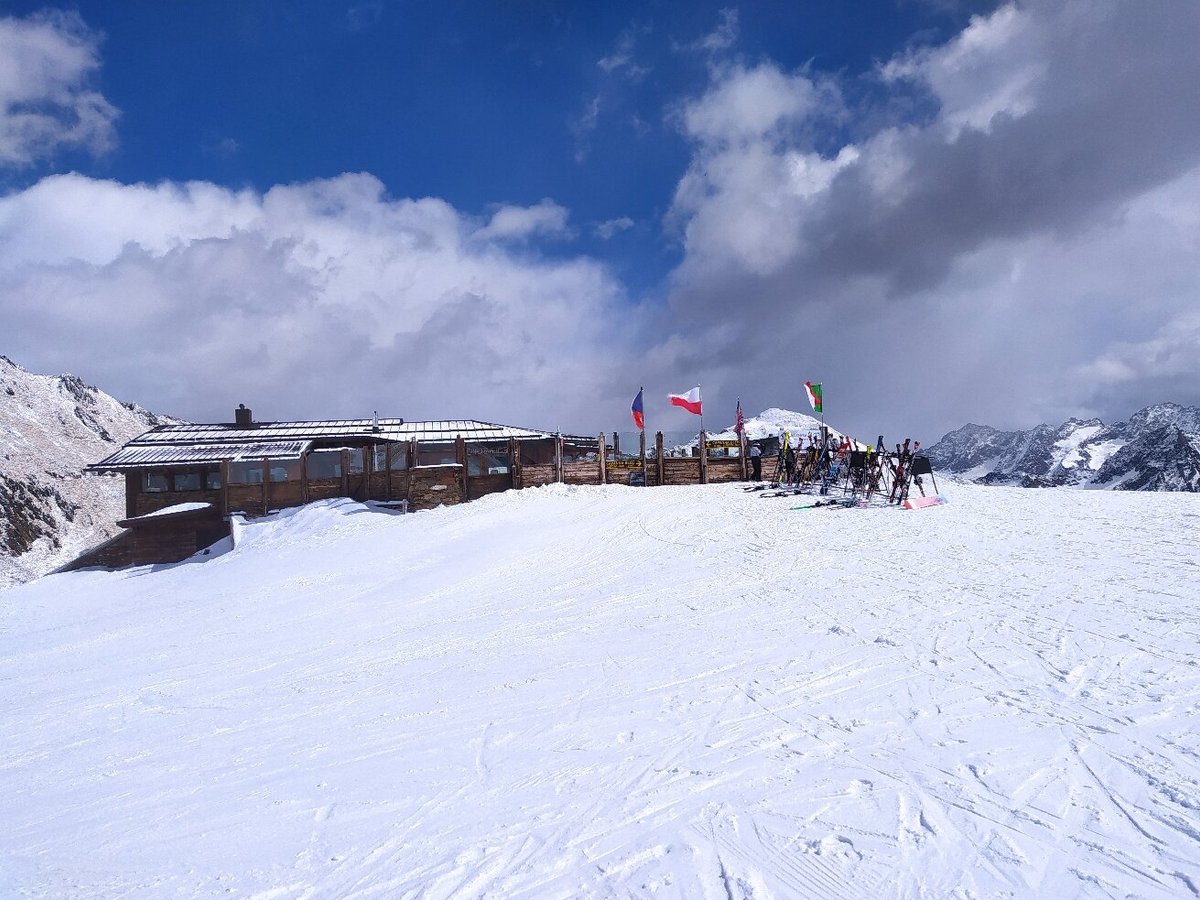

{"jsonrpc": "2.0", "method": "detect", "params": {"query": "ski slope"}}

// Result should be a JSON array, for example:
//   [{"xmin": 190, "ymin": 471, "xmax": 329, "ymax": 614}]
[{"xmin": 2, "ymin": 481, "xmax": 1199, "ymax": 898}]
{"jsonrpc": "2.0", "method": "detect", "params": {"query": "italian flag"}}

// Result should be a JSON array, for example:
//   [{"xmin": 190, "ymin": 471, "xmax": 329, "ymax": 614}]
[{"xmin": 804, "ymin": 381, "xmax": 823, "ymax": 414}]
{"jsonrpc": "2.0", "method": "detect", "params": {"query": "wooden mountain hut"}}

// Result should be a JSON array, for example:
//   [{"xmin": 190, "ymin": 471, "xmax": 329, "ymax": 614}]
[{"xmin": 78, "ymin": 405, "xmax": 561, "ymax": 567}]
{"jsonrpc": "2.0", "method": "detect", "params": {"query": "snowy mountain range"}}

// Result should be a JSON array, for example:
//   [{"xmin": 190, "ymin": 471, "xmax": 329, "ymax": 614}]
[
  {"xmin": 0, "ymin": 356, "xmax": 172, "ymax": 589},
  {"xmin": 925, "ymin": 403, "xmax": 1200, "ymax": 491}
]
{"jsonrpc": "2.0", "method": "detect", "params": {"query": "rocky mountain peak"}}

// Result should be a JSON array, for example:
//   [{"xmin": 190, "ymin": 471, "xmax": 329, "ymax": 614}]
[
  {"xmin": 1, "ymin": 357, "xmax": 178, "ymax": 588},
  {"xmin": 926, "ymin": 404, "xmax": 1200, "ymax": 491}
]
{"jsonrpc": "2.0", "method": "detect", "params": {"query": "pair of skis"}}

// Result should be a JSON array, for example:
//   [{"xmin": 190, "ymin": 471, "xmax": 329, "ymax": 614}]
[{"xmin": 790, "ymin": 497, "xmax": 860, "ymax": 510}]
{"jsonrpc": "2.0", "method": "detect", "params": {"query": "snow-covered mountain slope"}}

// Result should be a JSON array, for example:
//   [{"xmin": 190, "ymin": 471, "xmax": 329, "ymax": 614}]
[
  {"xmin": 708, "ymin": 406, "xmax": 828, "ymax": 443},
  {"xmin": 3, "ymin": 482, "xmax": 1198, "ymax": 897},
  {"xmin": 0, "ymin": 355, "xmax": 173, "ymax": 588},
  {"xmin": 926, "ymin": 402, "xmax": 1200, "ymax": 490}
]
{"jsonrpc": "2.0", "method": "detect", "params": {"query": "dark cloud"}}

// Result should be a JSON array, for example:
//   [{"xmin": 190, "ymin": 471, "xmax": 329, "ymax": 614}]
[{"xmin": 662, "ymin": 2, "xmax": 1200, "ymax": 441}]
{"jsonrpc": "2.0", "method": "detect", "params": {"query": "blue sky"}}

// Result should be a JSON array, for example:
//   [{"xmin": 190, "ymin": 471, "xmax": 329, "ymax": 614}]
[{"xmin": 2, "ymin": 1, "xmax": 1199, "ymax": 443}]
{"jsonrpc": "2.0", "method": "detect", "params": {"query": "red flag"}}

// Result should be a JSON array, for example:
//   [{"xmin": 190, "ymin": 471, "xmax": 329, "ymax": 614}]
[
  {"xmin": 668, "ymin": 386, "xmax": 702, "ymax": 416},
  {"xmin": 735, "ymin": 398, "xmax": 744, "ymax": 434}
]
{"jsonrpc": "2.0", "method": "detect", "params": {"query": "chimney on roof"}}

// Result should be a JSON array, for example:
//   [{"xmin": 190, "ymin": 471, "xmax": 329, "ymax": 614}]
[{"xmin": 235, "ymin": 404, "xmax": 253, "ymax": 428}]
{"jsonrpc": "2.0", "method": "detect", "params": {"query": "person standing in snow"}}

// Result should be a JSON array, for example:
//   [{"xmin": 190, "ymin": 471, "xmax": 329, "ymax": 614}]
[{"xmin": 749, "ymin": 443, "xmax": 762, "ymax": 481}]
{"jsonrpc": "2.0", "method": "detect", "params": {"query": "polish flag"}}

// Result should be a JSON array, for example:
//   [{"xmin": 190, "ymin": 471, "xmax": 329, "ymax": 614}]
[{"xmin": 668, "ymin": 386, "xmax": 702, "ymax": 416}]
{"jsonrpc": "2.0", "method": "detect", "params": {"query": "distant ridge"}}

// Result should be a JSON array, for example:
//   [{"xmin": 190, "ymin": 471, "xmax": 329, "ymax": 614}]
[
  {"xmin": 0, "ymin": 356, "xmax": 176, "ymax": 588},
  {"xmin": 925, "ymin": 403, "xmax": 1200, "ymax": 491}
]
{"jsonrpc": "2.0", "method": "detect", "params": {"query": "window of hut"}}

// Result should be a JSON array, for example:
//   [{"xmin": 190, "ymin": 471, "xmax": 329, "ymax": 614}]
[
  {"xmin": 306, "ymin": 450, "xmax": 342, "ymax": 479},
  {"xmin": 468, "ymin": 447, "xmax": 509, "ymax": 476},
  {"xmin": 206, "ymin": 471, "xmax": 222, "ymax": 490},
  {"xmin": 228, "ymin": 461, "xmax": 264, "ymax": 484},
  {"xmin": 269, "ymin": 459, "xmax": 302, "ymax": 482},
  {"xmin": 174, "ymin": 472, "xmax": 203, "ymax": 491},
  {"xmin": 144, "ymin": 472, "xmax": 169, "ymax": 492},
  {"xmin": 347, "ymin": 448, "xmax": 364, "ymax": 475},
  {"xmin": 418, "ymin": 446, "xmax": 457, "ymax": 466},
  {"xmin": 374, "ymin": 444, "xmax": 407, "ymax": 472},
  {"xmin": 562, "ymin": 442, "xmax": 596, "ymax": 463}
]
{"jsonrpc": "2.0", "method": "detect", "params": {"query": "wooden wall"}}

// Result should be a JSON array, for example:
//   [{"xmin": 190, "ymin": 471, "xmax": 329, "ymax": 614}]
[
  {"xmin": 129, "ymin": 518, "xmax": 226, "ymax": 565},
  {"xmin": 520, "ymin": 464, "xmax": 558, "ymax": 488},
  {"xmin": 409, "ymin": 464, "xmax": 465, "ymax": 509}
]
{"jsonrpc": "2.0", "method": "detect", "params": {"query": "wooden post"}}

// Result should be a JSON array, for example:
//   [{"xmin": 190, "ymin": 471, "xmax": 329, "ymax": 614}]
[
  {"xmin": 655, "ymin": 432, "xmax": 664, "ymax": 486},
  {"xmin": 555, "ymin": 433, "xmax": 563, "ymax": 483},
  {"xmin": 456, "ymin": 436, "xmax": 468, "ymax": 501},
  {"xmin": 301, "ymin": 451, "xmax": 309, "ymax": 504},
  {"xmin": 365, "ymin": 443, "xmax": 373, "ymax": 501},
  {"xmin": 262, "ymin": 458, "xmax": 270, "ymax": 513},
  {"xmin": 340, "ymin": 450, "xmax": 349, "ymax": 498},
  {"xmin": 739, "ymin": 432, "xmax": 749, "ymax": 481},
  {"xmin": 699, "ymin": 432, "xmax": 708, "ymax": 484},
  {"xmin": 598, "ymin": 432, "xmax": 607, "ymax": 485},
  {"xmin": 220, "ymin": 460, "xmax": 230, "ymax": 518},
  {"xmin": 509, "ymin": 437, "xmax": 520, "ymax": 490},
  {"xmin": 385, "ymin": 442, "xmax": 393, "ymax": 500},
  {"xmin": 406, "ymin": 439, "xmax": 418, "ymax": 504},
  {"xmin": 640, "ymin": 430, "xmax": 647, "ymax": 485},
  {"xmin": 613, "ymin": 431, "xmax": 620, "ymax": 455}
]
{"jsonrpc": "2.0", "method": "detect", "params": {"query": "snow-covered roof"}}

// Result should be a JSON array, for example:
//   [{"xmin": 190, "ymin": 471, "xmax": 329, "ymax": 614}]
[
  {"xmin": 88, "ymin": 419, "xmax": 555, "ymax": 472},
  {"xmin": 91, "ymin": 441, "xmax": 312, "ymax": 471}
]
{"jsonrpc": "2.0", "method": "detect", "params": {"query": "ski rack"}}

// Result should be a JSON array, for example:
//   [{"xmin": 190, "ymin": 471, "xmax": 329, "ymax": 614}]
[{"xmin": 749, "ymin": 432, "xmax": 941, "ymax": 508}]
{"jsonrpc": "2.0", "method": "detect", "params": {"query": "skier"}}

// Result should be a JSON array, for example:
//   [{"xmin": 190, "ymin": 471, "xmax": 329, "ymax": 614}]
[{"xmin": 749, "ymin": 443, "xmax": 762, "ymax": 481}]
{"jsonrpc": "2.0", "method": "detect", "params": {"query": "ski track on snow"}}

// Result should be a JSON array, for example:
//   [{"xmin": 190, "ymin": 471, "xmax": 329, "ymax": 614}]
[{"xmin": 1, "ymin": 483, "xmax": 1199, "ymax": 898}]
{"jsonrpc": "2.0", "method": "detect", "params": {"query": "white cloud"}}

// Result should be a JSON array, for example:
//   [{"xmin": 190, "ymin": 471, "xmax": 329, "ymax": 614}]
[
  {"xmin": 598, "ymin": 24, "xmax": 651, "ymax": 82},
  {"xmin": 679, "ymin": 63, "xmax": 832, "ymax": 145},
  {"xmin": 473, "ymin": 198, "xmax": 570, "ymax": 242},
  {"xmin": 0, "ymin": 174, "xmax": 635, "ymax": 429},
  {"xmin": 667, "ymin": 63, "xmax": 851, "ymax": 277},
  {"xmin": 883, "ymin": 3, "xmax": 1046, "ymax": 138},
  {"xmin": 594, "ymin": 216, "xmax": 634, "ymax": 240},
  {"xmin": 0, "ymin": 11, "xmax": 118, "ymax": 167},
  {"xmin": 690, "ymin": 8, "xmax": 738, "ymax": 54},
  {"xmin": 571, "ymin": 95, "xmax": 602, "ymax": 164}
]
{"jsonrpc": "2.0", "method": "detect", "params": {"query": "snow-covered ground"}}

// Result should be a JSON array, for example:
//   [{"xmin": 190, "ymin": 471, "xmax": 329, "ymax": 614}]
[{"xmin": 2, "ymin": 480, "xmax": 1199, "ymax": 898}]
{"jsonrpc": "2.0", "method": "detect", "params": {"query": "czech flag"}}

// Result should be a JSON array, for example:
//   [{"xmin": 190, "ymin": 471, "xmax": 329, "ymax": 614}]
[
  {"xmin": 668, "ymin": 386, "xmax": 702, "ymax": 416},
  {"xmin": 631, "ymin": 388, "xmax": 644, "ymax": 430}
]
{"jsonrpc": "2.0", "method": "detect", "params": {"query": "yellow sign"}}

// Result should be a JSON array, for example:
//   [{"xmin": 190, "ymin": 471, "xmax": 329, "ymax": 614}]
[{"xmin": 606, "ymin": 458, "xmax": 644, "ymax": 469}]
